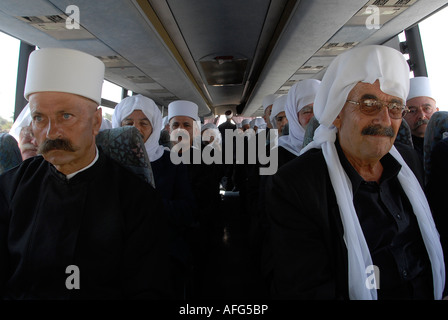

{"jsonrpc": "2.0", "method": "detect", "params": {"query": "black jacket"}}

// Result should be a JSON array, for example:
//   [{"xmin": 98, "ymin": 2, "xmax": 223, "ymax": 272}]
[{"xmin": 263, "ymin": 142, "xmax": 430, "ymax": 299}]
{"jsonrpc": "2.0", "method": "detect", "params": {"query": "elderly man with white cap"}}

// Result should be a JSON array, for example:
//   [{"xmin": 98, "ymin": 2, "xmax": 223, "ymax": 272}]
[
  {"xmin": 264, "ymin": 45, "xmax": 446, "ymax": 300},
  {"xmin": 0, "ymin": 48, "xmax": 174, "ymax": 299},
  {"xmin": 168, "ymin": 100, "xmax": 201, "ymax": 151},
  {"xmin": 167, "ymin": 100, "xmax": 221, "ymax": 299},
  {"xmin": 404, "ymin": 76, "xmax": 438, "ymax": 162}
]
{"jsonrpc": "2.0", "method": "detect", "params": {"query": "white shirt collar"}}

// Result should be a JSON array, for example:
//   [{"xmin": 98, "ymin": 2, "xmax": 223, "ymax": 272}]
[{"xmin": 65, "ymin": 146, "xmax": 99, "ymax": 180}]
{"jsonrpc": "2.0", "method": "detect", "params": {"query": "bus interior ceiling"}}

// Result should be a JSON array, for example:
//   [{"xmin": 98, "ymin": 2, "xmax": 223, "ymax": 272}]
[{"xmin": 0, "ymin": 0, "xmax": 447, "ymax": 119}]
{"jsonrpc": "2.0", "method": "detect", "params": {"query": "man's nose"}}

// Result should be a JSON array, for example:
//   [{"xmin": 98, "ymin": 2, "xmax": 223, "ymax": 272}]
[
  {"xmin": 375, "ymin": 105, "xmax": 393, "ymax": 126},
  {"xmin": 46, "ymin": 120, "xmax": 62, "ymax": 140},
  {"xmin": 416, "ymin": 106, "xmax": 426, "ymax": 119}
]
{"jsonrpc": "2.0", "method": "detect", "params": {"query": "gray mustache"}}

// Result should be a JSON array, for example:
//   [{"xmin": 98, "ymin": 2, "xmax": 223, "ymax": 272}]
[
  {"xmin": 361, "ymin": 125, "xmax": 395, "ymax": 137},
  {"xmin": 416, "ymin": 118, "xmax": 429, "ymax": 128}
]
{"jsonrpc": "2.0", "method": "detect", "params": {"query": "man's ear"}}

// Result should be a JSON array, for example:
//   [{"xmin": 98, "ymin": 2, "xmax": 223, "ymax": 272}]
[
  {"xmin": 92, "ymin": 107, "xmax": 102, "ymax": 136},
  {"xmin": 333, "ymin": 113, "xmax": 342, "ymax": 130}
]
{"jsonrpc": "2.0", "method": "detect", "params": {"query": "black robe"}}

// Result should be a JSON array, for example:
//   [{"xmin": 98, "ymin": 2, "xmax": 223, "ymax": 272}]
[{"xmin": 0, "ymin": 150, "xmax": 174, "ymax": 299}]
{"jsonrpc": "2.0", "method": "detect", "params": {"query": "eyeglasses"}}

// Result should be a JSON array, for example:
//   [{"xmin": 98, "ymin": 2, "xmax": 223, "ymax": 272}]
[
  {"xmin": 407, "ymin": 104, "xmax": 436, "ymax": 116},
  {"xmin": 346, "ymin": 99, "xmax": 409, "ymax": 119}
]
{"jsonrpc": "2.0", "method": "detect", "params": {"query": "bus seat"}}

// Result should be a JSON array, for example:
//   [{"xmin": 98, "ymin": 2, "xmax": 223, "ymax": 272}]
[
  {"xmin": 423, "ymin": 111, "xmax": 448, "ymax": 180},
  {"xmin": 302, "ymin": 116, "xmax": 319, "ymax": 148},
  {"xmin": 395, "ymin": 118, "xmax": 413, "ymax": 148},
  {"xmin": 0, "ymin": 132, "xmax": 22, "ymax": 174},
  {"xmin": 95, "ymin": 126, "xmax": 155, "ymax": 188}
]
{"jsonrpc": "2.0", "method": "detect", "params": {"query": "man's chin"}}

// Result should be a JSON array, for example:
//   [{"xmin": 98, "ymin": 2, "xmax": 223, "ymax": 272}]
[
  {"xmin": 414, "ymin": 124, "xmax": 427, "ymax": 138},
  {"xmin": 42, "ymin": 150, "xmax": 73, "ymax": 164}
]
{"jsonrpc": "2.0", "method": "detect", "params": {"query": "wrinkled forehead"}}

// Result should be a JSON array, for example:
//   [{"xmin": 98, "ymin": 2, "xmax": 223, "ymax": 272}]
[
  {"xmin": 123, "ymin": 109, "xmax": 150, "ymax": 120},
  {"xmin": 170, "ymin": 115, "xmax": 195, "ymax": 125},
  {"xmin": 29, "ymin": 91, "xmax": 97, "ymax": 114},
  {"xmin": 348, "ymin": 80, "xmax": 404, "ymax": 102}
]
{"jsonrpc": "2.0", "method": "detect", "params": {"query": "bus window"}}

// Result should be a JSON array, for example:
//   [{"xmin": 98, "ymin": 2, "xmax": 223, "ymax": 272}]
[
  {"xmin": 0, "ymin": 31, "xmax": 20, "ymax": 129},
  {"xmin": 419, "ymin": 5, "xmax": 448, "ymax": 111}
]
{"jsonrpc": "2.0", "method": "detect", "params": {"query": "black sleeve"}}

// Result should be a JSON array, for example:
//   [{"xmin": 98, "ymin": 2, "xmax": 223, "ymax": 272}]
[
  {"xmin": 263, "ymin": 165, "xmax": 338, "ymax": 299},
  {"xmin": 0, "ymin": 174, "xmax": 10, "ymax": 294}
]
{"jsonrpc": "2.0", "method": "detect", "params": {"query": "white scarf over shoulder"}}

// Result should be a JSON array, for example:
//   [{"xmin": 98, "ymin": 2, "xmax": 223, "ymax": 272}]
[
  {"xmin": 278, "ymin": 79, "xmax": 321, "ymax": 156},
  {"xmin": 300, "ymin": 45, "xmax": 445, "ymax": 300},
  {"xmin": 112, "ymin": 94, "xmax": 165, "ymax": 162}
]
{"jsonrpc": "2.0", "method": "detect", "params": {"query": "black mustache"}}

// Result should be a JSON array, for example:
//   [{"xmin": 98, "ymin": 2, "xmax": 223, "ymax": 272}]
[
  {"xmin": 361, "ymin": 125, "xmax": 395, "ymax": 137},
  {"xmin": 38, "ymin": 138, "xmax": 76, "ymax": 154}
]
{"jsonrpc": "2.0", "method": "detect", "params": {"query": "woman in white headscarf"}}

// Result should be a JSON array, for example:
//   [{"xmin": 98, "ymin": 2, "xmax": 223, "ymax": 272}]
[
  {"xmin": 277, "ymin": 79, "xmax": 321, "ymax": 167},
  {"xmin": 269, "ymin": 95, "xmax": 288, "ymax": 135},
  {"xmin": 112, "ymin": 94, "xmax": 166, "ymax": 162}
]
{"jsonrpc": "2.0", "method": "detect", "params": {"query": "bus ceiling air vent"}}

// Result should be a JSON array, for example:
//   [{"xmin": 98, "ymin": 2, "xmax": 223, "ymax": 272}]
[
  {"xmin": 16, "ymin": 15, "xmax": 95, "ymax": 40},
  {"xmin": 369, "ymin": 0, "xmax": 417, "ymax": 6},
  {"xmin": 346, "ymin": 0, "xmax": 418, "ymax": 26},
  {"xmin": 198, "ymin": 54, "xmax": 248, "ymax": 87},
  {"xmin": 315, "ymin": 42, "xmax": 359, "ymax": 56},
  {"xmin": 96, "ymin": 56, "xmax": 133, "ymax": 68}
]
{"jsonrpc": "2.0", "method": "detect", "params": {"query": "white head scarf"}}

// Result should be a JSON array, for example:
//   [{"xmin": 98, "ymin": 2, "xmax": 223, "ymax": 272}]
[
  {"xmin": 262, "ymin": 94, "xmax": 277, "ymax": 113},
  {"xmin": 278, "ymin": 79, "xmax": 321, "ymax": 156},
  {"xmin": 270, "ymin": 95, "xmax": 287, "ymax": 129},
  {"xmin": 9, "ymin": 104, "xmax": 32, "ymax": 141},
  {"xmin": 300, "ymin": 45, "xmax": 445, "ymax": 300},
  {"xmin": 112, "ymin": 94, "xmax": 165, "ymax": 162}
]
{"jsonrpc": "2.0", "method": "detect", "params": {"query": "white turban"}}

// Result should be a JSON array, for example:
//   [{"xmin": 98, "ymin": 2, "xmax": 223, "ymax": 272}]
[
  {"xmin": 241, "ymin": 119, "xmax": 250, "ymax": 126},
  {"xmin": 407, "ymin": 76, "xmax": 435, "ymax": 102},
  {"xmin": 9, "ymin": 104, "xmax": 32, "ymax": 141},
  {"xmin": 167, "ymin": 100, "xmax": 199, "ymax": 121},
  {"xmin": 270, "ymin": 95, "xmax": 287, "ymax": 129},
  {"xmin": 278, "ymin": 79, "xmax": 321, "ymax": 156},
  {"xmin": 300, "ymin": 45, "xmax": 445, "ymax": 300},
  {"xmin": 112, "ymin": 94, "xmax": 165, "ymax": 162},
  {"xmin": 255, "ymin": 117, "xmax": 266, "ymax": 130},
  {"xmin": 249, "ymin": 119, "xmax": 257, "ymax": 129},
  {"xmin": 24, "ymin": 48, "xmax": 104, "ymax": 105}
]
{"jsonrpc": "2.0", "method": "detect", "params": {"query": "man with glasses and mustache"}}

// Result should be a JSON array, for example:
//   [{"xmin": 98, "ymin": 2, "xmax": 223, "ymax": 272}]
[
  {"xmin": 0, "ymin": 48, "xmax": 174, "ymax": 299},
  {"xmin": 263, "ymin": 45, "xmax": 446, "ymax": 300},
  {"xmin": 404, "ymin": 76, "xmax": 438, "ymax": 164}
]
